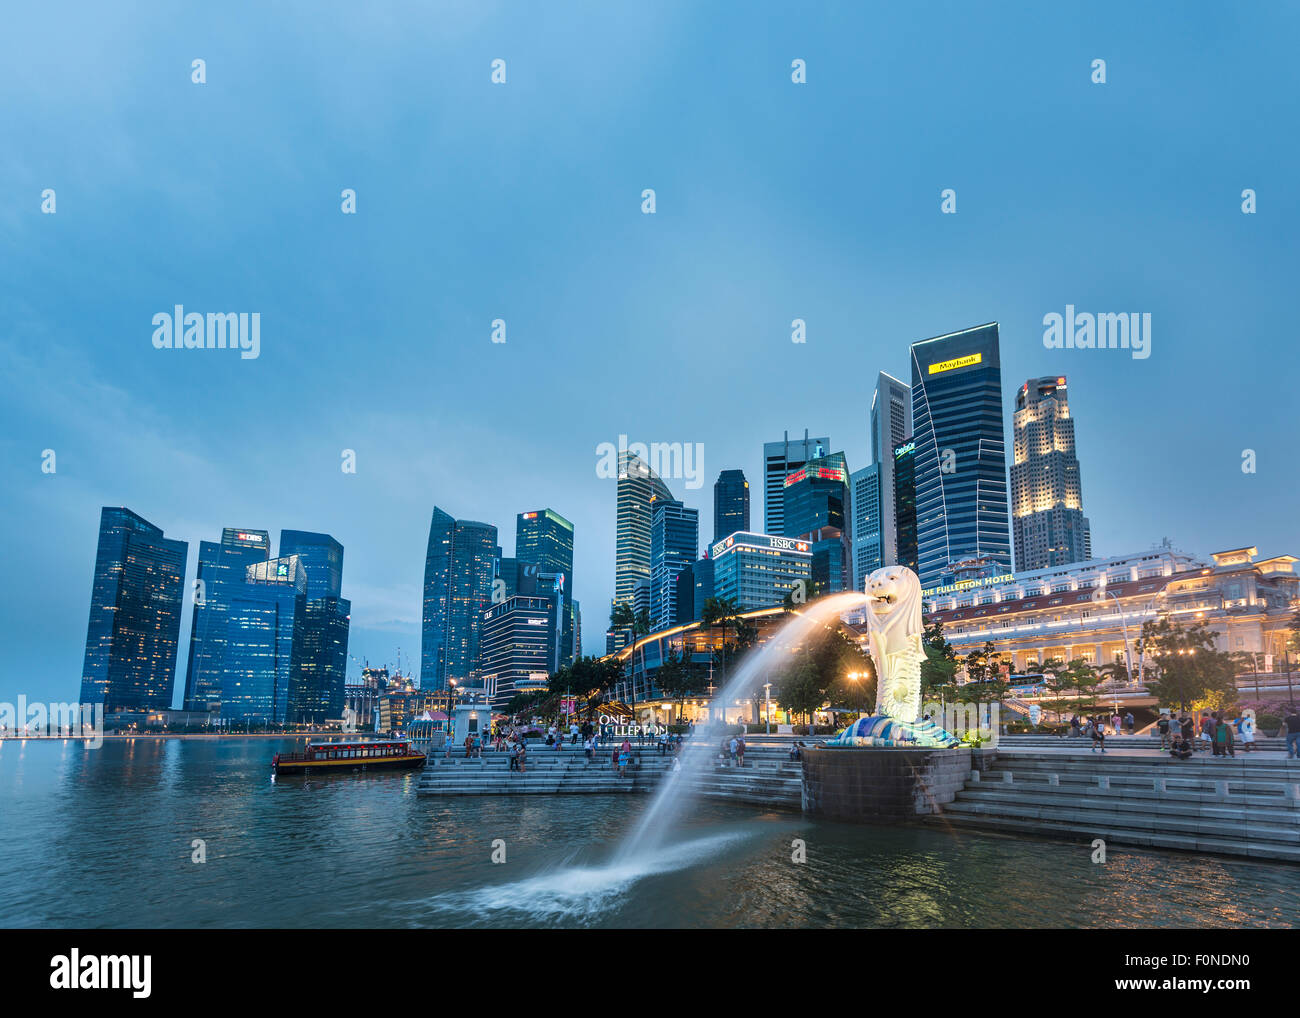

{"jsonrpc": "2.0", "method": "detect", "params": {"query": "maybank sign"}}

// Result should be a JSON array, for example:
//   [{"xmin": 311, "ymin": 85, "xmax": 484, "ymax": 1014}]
[{"xmin": 927, "ymin": 352, "xmax": 982, "ymax": 375}]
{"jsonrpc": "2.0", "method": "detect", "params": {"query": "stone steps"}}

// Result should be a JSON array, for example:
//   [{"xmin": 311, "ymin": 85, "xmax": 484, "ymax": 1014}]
[{"xmin": 942, "ymin": 753, "xmax": 1300, "ymax": 860}]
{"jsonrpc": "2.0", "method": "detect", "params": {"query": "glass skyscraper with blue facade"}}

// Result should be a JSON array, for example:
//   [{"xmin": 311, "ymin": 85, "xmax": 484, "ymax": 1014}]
[
  {"xmin": 712, "ymin": 469, "xmax": 750, "ymax": 545},
  {"xmin": 850, "ymin": 463, "xmax": 881, "ymax": 592},
  {"xmin": 280, "ymin": 530, "xmax": 350, "ymax": 724},
  {"xmin": 910, "ymin": 323, "xmax": 1012, "ymax": 589},
  {"xmin": 81, "ymin": 507, "xmax": 188, "ymax": 713},
  {"xmin": 184, "ymin": 527, "xmax": 270, "ymax": 711},
  {"xmin": 650, "ymin": 499, "xmax": 699, "ymax": 630},
  {"xmin": 422, "ymin": 508, "xmax": 498, "ymax": 690},
  {"xmin": 516, "ymin": 509, "xmax": 575, "ymax": 665},
  {"xmin": 221, "ymin": 555, "xmax": 307, "ymax": 723},
  {"xmin": 893, "ymin": 438, "xmax": 918, "ymax": 574},
  {"xmin": 782, "ymin": 450, "xmax": 851, "ymax": 594}
]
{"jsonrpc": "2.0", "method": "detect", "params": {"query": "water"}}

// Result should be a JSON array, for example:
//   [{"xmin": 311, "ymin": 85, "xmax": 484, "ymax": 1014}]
[
  {"xmin": 3, "ymin": 737, "xmax": 1296, "ymax": 928},
  {"xmin": 620, "ymin": 591, "xmax": 869, "ymax": 861}
]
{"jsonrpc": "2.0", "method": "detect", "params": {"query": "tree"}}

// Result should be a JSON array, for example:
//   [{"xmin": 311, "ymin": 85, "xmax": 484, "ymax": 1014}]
[
  {"xmin": 655, "ymin": 646, "xmax": 708, "ymax": 719},
  {"xmin": 700, "ymin": 596, "xmax": 742, "ymax": 718},
  {"xmin": 920, "ymin": 617, "xmax": 959, "ymax": 697},
  {"xmin": 776, "ymin": 652, "xmax": 826, "ymax": 728},
  {"xmin": 1142, "ymin": 616, "xmax": 1237, "ymax": 713}
]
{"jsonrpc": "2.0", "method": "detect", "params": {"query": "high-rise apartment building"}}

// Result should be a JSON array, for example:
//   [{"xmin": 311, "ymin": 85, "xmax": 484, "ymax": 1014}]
[
  {"xmin": 1011, "ymin": 376, "xmax": 1092, "ymax": 569},
  {"xmin": 910, "ymin": 324, "xmax": 1012, "ymax": 588},
  {"xmin": 81, "ymin": 507, "xmax": 188, "ymax": 713}
]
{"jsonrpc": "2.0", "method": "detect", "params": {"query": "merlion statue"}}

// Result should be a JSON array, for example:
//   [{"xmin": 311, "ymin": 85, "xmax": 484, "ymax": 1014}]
[{"xmin": 827, "ymin": 565, "xmax": 959, "ymax": 748}]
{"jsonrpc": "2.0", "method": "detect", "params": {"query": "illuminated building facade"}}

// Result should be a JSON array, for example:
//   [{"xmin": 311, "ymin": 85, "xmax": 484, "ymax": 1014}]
[
  {"xmin": 1011, "ymin": 376, "xmax": 1091, "ymax": 570},
  {"xmin": 480, "ymin": 594, "xmax": 556, "ymax": 710},
  {"xmin": 783, "ymin": 450, "xmax": 851, "ymax": 594},
  {"xmin": 926, "ymin": 547, "xmax": 1299, "ymax": 688},
  {"xmin": 850, "ymin": 463, "xmax": 881, "ymax": 592},
  {"xmin": 763, "ymin": 431, "xmax": 828, "ymax": 537},
  {"xmin": 221, "ymin": 555, "xmax": 308, "ymax": 723},
  {"xmin": 280, "ymin": 530, "xmax": 350, "ymax": 724},
  {"xmin": 713, "ymin": 469, "xmax": 750, "ymax": 545},
  {"xmin": 710, "ymin": 531, "xmax": 812, "ymax": 611},
  {"xmin": 893, "ymin": 439, "xmax": 918, "ymax": 573},
  {"xmin": 516, "ymin": 508, "xmax": 576, "ymax": 664},
  {"xmin": 184, "ymin": 527, "xmax": 270, "ymax": 712},
  {"xmin": 650, "ymin": 498, "xmax": 699, "ymax": 631},
  {"xmin": 910, "ymin": 324, "xmax": 1012, "ymax": 588},
  {"xmin": 614, "ymin": 452, "xmax": 674, "ymax": 610},
  {"xmin": 81, "ymin": 507, "xmax": 188, "ymax": 713},
  {"xmin": 421, "ymin": 508, "xmax": 498, "ymax": 690}
]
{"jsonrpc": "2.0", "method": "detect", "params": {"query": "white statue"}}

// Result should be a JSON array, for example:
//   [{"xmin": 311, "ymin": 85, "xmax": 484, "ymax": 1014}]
[{"xmin": 864, "ymin": 565, "xmax": 925, "ymax": 723}]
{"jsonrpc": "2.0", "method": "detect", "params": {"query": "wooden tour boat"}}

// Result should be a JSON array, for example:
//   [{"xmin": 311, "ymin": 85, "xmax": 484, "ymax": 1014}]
[{"xmin": 272, "ymin": 739, "xmax": 427, "ymax": 775}]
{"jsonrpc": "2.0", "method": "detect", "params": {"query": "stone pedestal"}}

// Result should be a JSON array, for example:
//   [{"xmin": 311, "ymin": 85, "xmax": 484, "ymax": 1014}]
[{"xmin": 800, "ymin": 746, "xmax": 973, "ymax": 821}]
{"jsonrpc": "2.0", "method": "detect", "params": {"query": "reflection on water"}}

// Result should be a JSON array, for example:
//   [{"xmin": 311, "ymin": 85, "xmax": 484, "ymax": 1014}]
[{"xmin": 0, "ymin": 739, "xmax": 1295, "ymax": 928}]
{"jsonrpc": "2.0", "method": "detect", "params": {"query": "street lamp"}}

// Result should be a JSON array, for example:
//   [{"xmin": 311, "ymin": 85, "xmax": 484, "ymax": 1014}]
[{"xmin": 763, "ymin": 682, "xmax": 772, "ymax": 735}]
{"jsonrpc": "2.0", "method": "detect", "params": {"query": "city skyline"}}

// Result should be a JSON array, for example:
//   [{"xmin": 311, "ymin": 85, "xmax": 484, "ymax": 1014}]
[{"xmin": 4, "ymin": 2, "xmax": 1299, "ymax": 709}]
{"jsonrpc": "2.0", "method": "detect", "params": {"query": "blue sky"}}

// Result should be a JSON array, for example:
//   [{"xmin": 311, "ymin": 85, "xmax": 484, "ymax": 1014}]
[{"xmin": 2, "ymin": 1, "xmax": 1297, "ymax": 707}]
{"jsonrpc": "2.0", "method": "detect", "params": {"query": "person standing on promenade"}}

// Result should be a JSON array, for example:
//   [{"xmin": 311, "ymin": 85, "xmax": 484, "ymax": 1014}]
[
  {"xmin": 1111, "ymin": 712, "xmax": 1121, "ymax": 736},
  {"xmin": 1283, "ymin": 707, "xmax": 1300, "ymax": 759},
  {"xmin": 1070, "ymin": 715, "xmax": 1082, "ymax": 738},
  {"xmin": 1180, "ymin": 712, "xmax": 1195, "ymax": 746},
  {"xmin": 1211, "ymin": 712, "xmax": 1228, "ymax": 758},
  {"xmin": 619, "ymin": 738, "xmax": 632, "ymax": 777},
  {"xmin": 583, "ymin": 736, "xmax": 594, "ymax": 762},
  {"xmin": 1239, "ymin": 710, "xmax": 1256, "ymax": 753},
  {"xmin": 736, "ymin": 735, "xmax": 746, "ymax": 767},
  {"xmin": 1089, "ymin": 716, "xmax": 1105, "ymax": 754},
  {"xmin": 1203, "ymin": 712, "xmax": 1219, "ymax": 756},
  {"xmin": 1124, "ymin": 711, "xmax": 1135, "ymax": 735},
  {"xmin": 1157, "ymin": 713, "xmax": 1171, "ymax": 749}
]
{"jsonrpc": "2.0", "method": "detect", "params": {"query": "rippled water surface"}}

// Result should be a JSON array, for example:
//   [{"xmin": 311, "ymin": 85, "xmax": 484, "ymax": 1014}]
[{"xmin": 1, "ymin": 739, "xmax": 1295, "ymax": 928}]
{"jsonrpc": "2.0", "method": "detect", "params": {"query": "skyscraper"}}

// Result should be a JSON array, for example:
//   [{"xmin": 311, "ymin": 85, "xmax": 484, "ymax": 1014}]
[
  {"xmin": 782, "ymin": 450, "xmax": 851, "ymax": 594},
  {"xmin": 712, "ymin": 469, "xmax": 750, "ymax": 545},
  {"xmin": 910, "ymin": 323, "xmax": 1012, "ymax": 589},
  {"xmin": 222, "ymin": 555, "xmax": 308, "ymax": 723},
  {"xmin": 650, "ymin": 498, "xmax": 699, "ymax": 631},
  {"xmin": 1011, "ymin": 376, "xmax": 1092, "ymax": 569},
  {"xmin": 184, "ymin": 528, "xmax": 270, "ymax": 712},
  {"xmin": 849, "ymin": 463, "xmax": 881, "ymax": 591},
  {"xmin": 516, "ymin": 509, "xmax": 575, "ymax": 664},
  {"xmin": 614, "ymin": 451, "xmax": 674, "ymax": 609},
  {"xmin": 710, "ymin": 532, "xmax": 812, "ymax": 611},
  {"xmin": 81, "ymin": 507, "xmax": 188, "ymax": 713},
  {"xmin": 279, "ymin": 530, "xmax": 343, "ymax": 599},
  {"xmin": 762, "ymin": 431, "xmax": 828, "ymax": 537},
  {"xmin": 480, "ymin": 594, "xmax": 556, "ymax": 710},
  {"xmin": 280, "ymin": 530, "xmax": 350, "ymax": 724},
  {"xmin": 893, "ymin": 439, "xmax": 918, "ymax": 574},
  {"xmin": 421, "ymin": 508, "xmax": 498, "ymax": 690},
  {"xmin": 871, "ymin": 372, "xmax": 912, "ymax": 563}
]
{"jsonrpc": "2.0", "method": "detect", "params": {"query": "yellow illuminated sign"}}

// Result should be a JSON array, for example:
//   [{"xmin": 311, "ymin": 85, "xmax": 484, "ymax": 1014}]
[{"xmin": 928, "ymin": 353, "xmax": 982, "ymax": 375}]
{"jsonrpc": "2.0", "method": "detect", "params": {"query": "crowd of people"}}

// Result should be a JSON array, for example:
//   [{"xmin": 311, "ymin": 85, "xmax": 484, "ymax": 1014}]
[{"xmin": 1063, "ymin": 707, "xmax": 1300, "ymax": 760}]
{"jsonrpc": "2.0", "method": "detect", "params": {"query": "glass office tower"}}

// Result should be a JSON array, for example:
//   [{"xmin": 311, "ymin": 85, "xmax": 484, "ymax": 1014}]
[
  {"xmin": 910, "ymin": 323, "xmax": 1012, "ymax": 589},
  {"xmin": 762, "ymin": 431, "xmax": 828, "ymax": 537},
  {"xmin": 421, "ymin": 508, "xmax": 498, "ymax": 690},
  {"xmin": 279, "ymin": 530, "xmax": 343, "ymax": 599},
  {"xmin": 650, "ymin": 498, "xmax": 699, "ymax": 631},
  {"xmin": 782, "ymin": 450, "xmax": 851, "ymax": 594},
  {"xmin": 221, "ymin": 555, "xmax": 308, "ymax": 723},
  {"xmin": 280, "ymin": 530, "xmax": 350, "ymax": 722},
  {"xmin": 516, "ymin": 509, "xmax": 575, "ymax": 664},
  {"xmin": 81, "ymin": 507, "xmax": 188, "ymax": 713},
  {"xmin": 712, "ymin": 469, "xmax": 750, "ymax": 545},
  {"xmin": 184, "ymin": 528, "xmax": 271, "ymax": 712},
  {"xmin": 893, "ymin": 439, "xmax": 919, "ymax": 574},
  {"xmin": 849, "ymin": 464, "xmax": 881, "ymax": 591}
]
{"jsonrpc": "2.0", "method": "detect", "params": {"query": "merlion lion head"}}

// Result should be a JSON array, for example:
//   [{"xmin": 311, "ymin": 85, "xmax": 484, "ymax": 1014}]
[{"xmin": 864, "ymin": 566, "xmax": 923, "ymax": 638}]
